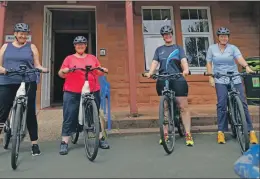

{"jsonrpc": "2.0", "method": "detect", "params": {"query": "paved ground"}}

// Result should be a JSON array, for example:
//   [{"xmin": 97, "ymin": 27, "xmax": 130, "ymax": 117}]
[{"xmin": 0, "ymin": 133, "xmax": 258, "ymax": 178}]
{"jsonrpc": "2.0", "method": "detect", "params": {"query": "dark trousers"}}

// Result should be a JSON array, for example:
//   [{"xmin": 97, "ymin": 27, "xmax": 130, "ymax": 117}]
[
  {"xmin": 0, "ymin": 82, "xmax": 38, "ymax": 141},
  {"xmin": 215, "ymin": 83, "xmax": 253, "ymax": 132},
  {"xmin": 62, "ymin": 90, "xmax": 101, "ymax": 136}
]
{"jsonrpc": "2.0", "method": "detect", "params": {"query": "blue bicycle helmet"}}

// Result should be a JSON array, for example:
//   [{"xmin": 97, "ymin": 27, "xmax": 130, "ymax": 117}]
[
  {"xmin": 14, "ymin": 23, "xmax": 30, "ymax": 32},
  {"xmin": 216, "ymin": 27, "xmax": 230, "ymax": 36}
]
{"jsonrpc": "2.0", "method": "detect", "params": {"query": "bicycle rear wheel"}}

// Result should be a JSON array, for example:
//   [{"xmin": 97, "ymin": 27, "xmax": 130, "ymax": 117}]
[
  {"xmin": 11, "ymin": 103, "xmax": 23, "ymax": 170},
  {"xmin": 83, "ymin": 99, "xmax": 100, "ymax": 161},
  {"xmin": 233, "ymin": 95, "xmax": 250, "ymax": 154},
  {"xmin": 159, "ymin": 95, "xmax": 175, "ymax": 154}
]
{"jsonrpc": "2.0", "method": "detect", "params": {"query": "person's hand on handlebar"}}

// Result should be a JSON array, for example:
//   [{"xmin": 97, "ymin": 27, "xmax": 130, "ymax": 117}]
[
  {"xmin": 143, "ymin": 72, "xmax": 152, "ymax": 79},
  {"xmin": 245, "ymin": 66, "xmax": 254, "ymax": 74},
  {"xmin": 0, "ymin": 67, "xmax": 7, "ymax": 74},
  {"xmin": 182, "ymin": 69, "xmax": 190, "ymax": 77},
  {"xmin": 99, "ymin": 67, "xmax": 108, "ymax": 73},
  {"xmin": 61, "ymin": 68, "xmax": 70, "ymax": 74},
  {"xmin": 38, "ymin": 67, "xmax": 49, "ymax": 73}
]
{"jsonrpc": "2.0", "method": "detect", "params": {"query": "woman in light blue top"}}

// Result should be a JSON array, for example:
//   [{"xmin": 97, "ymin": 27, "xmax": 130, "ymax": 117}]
[{"xmin": 206, "ymin": 27, "xmax": 258, "ymax": 144}]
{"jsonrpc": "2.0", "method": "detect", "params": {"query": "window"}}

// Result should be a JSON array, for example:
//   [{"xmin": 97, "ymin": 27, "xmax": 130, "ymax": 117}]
[
  {"xmin": 180, "ymin": 7, "xmax": 213, "ymax": 73},
  {"xmin": 141, "ymin": 7, "xmax": 174, "ymax": 70}
]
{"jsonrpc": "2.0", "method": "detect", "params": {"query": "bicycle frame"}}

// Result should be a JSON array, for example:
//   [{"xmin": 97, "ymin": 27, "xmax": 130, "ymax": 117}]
[
  {"xmin": 68, "ymin": 65, "xmax": 106, "ymax": 125},
  {"xmin": 78, "ymin": 66, "xmax": 95, "ymax": 125}
]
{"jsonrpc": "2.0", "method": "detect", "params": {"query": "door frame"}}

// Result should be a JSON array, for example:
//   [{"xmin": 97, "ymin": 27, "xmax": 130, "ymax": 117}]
[{"xmin": 41, "ymin": 5, "xmax": 97, "ymax": 109}]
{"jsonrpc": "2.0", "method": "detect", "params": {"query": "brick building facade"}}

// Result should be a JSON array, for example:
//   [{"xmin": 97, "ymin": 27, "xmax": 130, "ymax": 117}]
[{"xmin": 0, "ymin": 1, "xmax": 259, "ymax": 114}]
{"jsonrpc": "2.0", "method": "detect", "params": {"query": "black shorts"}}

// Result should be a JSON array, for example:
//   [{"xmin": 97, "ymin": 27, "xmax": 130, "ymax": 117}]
[{"xmin": 156, "ymin": 79, "xmax": 188, "ymax": 97}]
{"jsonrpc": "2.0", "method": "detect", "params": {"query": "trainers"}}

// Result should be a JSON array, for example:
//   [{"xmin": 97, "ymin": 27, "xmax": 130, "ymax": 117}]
[
  {"xmin": 217, "ymin": 131, "xmax": 226, "ymax": 144},
  {"xmin": 249, "ymin": 131, "xmax": 258, "ymax": 144},
  {"xmin": 185, "ymin": 133, "xmax": 194, "ymax": 146},
  {"xmin": 59, "ymin": 141, "xmax": 68, "ymax": 155},
  {"xmin": 99, "ymin": 137, "xmax": 110, "ymax": 149},
  {"xmin": 31, "ymin": 144, "xmax": 41, "ymax": 156}
]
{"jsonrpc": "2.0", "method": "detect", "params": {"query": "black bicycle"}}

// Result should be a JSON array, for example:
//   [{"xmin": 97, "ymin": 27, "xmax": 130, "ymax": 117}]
[
  {"xmin": 142, "ymin": 72, "xmax": 189, "ymax": 154},
  {"xmin": 0, "ymin": 64, "xmax": 47, "ymax": 170},
  {"xmin": 204, "ymin": 71, "xmax": 258, "ymax": 154},
  {"xmin": 68, "ymin": 65, "xmax": 106, "ymax": 161}
]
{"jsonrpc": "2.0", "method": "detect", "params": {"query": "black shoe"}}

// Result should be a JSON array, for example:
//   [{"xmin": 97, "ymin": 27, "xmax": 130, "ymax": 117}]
[
  {"xmin": 99, "ymin": 137, "xmax": 110, "ymax": 149},
  {"xmin": 59, "ymin": 141, "xmax": 68, "ymax": 155},
  {"xmin": 31, "ymin": 144, "xmax": 41, "ymax": 156}
]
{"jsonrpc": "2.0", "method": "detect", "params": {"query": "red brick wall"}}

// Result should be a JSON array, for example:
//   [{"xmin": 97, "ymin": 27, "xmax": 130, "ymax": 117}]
[{"xmin": 3, "ymin": 1, "xmax": 259, "ymax": 109}]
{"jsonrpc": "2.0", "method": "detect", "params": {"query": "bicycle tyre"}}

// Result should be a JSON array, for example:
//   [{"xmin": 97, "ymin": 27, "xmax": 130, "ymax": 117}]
[
  {"xmin": 83, "ymin": 99, "xmax": 100, "ymax": 161},
  {"xmin": 159, "ymin": 95, "xmax": 175, "ymax": 154},
  {"xmin": 11, "ymin": 103, "xmax": 23, "ymax": 170},
  {"xmin": 227, "ymin": 100, "xmax": 237, "ymax": 138},
  {"xmin": 71, "ymin": 124, "xmax": 80, "ymax": 144},
  {"xmin": 233, "ymin": 95, "xmax": 250, "ymax": 154},
  {"xmin": 3, "ymin": 120, "xmax": 11, "ymax": 149}
]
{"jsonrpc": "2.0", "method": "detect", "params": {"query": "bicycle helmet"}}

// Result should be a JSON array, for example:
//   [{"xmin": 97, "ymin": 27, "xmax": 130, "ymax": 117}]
[
  {"xmin": 14, "ymin": 23, "xmax": 30, "ymax": 32},
  {"xmin": 160, "ymin": 25, "xmax": 173, "ymax": 36},
  {"xmin": 73, "ymin": 36, "xmax": 87, "ymax": 45},
  {"xmin": 216, "ymin": 27, "xmax": 230, "ymax": 36}
]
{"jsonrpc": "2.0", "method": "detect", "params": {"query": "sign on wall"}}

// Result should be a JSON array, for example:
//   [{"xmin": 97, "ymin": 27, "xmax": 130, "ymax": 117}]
[{"xmin": 5, "ymin": 35, "xmax": 32, "ymax": 43}]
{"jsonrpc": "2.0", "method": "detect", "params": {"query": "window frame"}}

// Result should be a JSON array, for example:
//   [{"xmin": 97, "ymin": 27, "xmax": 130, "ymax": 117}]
[
  {"xmin": 180, "ymin": 6, "xmax": 214, "ymax": 74},
  {"xmin": 141, "ymin": 6, "xmax": 175, "ymax": 71}
]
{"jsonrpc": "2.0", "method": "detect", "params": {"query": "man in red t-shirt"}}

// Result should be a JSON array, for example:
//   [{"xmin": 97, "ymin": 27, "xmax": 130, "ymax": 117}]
[{"xmin": 58, "ymin": 36, "xmax": 109, "ymax": 155}]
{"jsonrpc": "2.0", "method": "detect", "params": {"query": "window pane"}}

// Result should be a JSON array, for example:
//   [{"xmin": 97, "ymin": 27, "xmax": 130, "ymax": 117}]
[
  {"xmin": 181, "ymin": 20, "xmax": 200, "ymax": 32},
  {"xmin": 184, "ymin": 37, "xmax": 199, "ymax": 67},
  {"xmin": 199, "ymin": 20, "xmax": 209, "ymax": 32},
  {"xmin": 189, "ymin": 9, "xmax": 198, "ymax": 19},
  {"xmin": 161, "ymin": 9, "xmax": 171, "ymax": 20},
  {"xmin": 152, "ymin": 9, "xmax": 161, "ymax": 20},
  {"xmin": 143, "ymin": 9, "xmax": 152, "ymax": 20},
  {"xmin": 197, "ymin": 37, "xmax": 209, "ymax": 67},
  {"xmin": 180, "ymin": 9, "xmax": 189, "ymax": 20},
  {"xmin": 198, "ymin": 9, "xmax": 208, "ymax": 19}
]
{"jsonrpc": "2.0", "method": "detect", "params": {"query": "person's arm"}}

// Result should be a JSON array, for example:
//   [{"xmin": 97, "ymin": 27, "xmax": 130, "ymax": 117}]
[
  {"xmin": 93, "ymin": 56, "xmax": 105, "ymax": 76},
  {"xmin": 31, "ymin": 44, "xmax": 45, "ymax": 70},
  {"xmin": 179, "ymin": 46, "xmax": 189, "ymax": 73},
  {"xmin": 58, "ymin": 57, "xmax": 70, "ymax": 78},
  {"xmin": 232, "ymin": 45, "xmax": 253, "ymax": 73},
  {"xmin": 0, "ymin": 44, "xmax": 8, "ymax": 74},
  {"xmin": 148, "ymin": 48, "xmax": 159, "ymax": 75},
  {"xmin": 206, "ymin": 46, "xmax": 213, "ymax": 74}
]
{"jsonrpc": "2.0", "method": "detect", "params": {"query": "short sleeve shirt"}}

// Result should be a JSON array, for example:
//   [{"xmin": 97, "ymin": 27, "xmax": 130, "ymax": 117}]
[
  {"xmin": 60, "ymin": 54, "xmax": 101, "ymax": 93},
  {"xmin": 206, "ymin": 43, "xmax": 243, "ymax": 84},
  {"xmin": 153, "ymin": 44, "xmax": 187, "ymax": 81}
]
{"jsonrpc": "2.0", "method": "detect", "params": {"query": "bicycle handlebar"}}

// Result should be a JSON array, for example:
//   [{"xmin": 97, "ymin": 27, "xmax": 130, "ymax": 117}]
[
  {"xmin": 68, "ymin": 65, "xmax": 108, "ymax": 74},
  {"xmin": 1, "ymin": 65, "xmax": 49, "ymax": 77},
  {"xmin": 204, "ymin": 71, "xmax": 259, "ymax": 78},
  {"xmin": 142, "ymin": 71, "xmax": 191, "ymax": 80}
]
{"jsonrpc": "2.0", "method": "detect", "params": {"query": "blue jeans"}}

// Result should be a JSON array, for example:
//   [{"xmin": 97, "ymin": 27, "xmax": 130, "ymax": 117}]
[
  {"xmin": 215, "ymin": 83, "xmax": 253, "ymax": 132},
  {"xmin": 62, "ymin": 91, "xmax": 101, "ymax": 136}
]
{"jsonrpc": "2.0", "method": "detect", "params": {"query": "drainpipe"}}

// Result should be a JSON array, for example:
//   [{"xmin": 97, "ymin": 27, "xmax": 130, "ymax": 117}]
[{"xmin": 0, "ymin": 1, "xmax": 7, "ymax": 45}]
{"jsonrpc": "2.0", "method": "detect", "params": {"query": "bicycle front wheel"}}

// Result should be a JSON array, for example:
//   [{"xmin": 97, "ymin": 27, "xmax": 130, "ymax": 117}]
[
  {"xmin": 83, "ymin": 99, "xmax": 100, "ymax": 161},
  {"xmin": 233, "ymin": 95, "xmax": 250, "ymax": 154},
  {"xmin": 159, "ymin": 95, "xmax": 175, "ymax": 154},
  {"xmin": 11, "ymin": 103, "xmax": 23, "ymax": 170}
]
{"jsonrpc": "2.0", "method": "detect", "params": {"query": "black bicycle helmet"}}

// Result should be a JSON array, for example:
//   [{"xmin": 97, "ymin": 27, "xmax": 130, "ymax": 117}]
[
  {"xmin": 14, "ymin": 23, "xmax": 30, "ymax": 32},
  {"xmin": 160, "ymin": 25, "xmax": 173, "ymax": 36},
  {"xmin": 73, "ymin": 36, "xmax": 87, "ymax": 45},
  {"xmin": 216, "ymin": 27, "xmax": 230, "ymax": 36}
]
